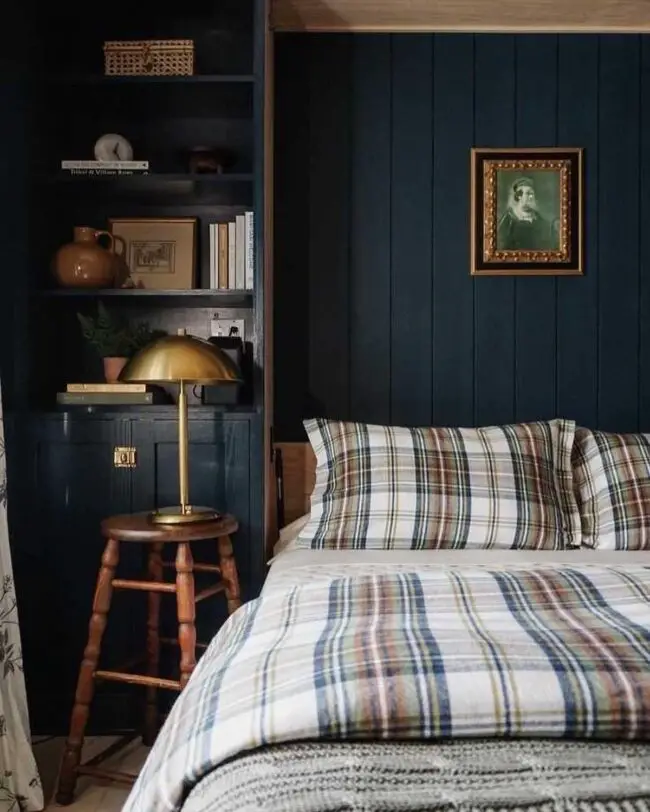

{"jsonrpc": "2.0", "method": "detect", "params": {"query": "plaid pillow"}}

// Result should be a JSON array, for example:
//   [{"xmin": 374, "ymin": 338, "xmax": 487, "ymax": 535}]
[
  {"xmin": 572, "ymin": 428, "xmax": 650, "ymax": 550},
  {"xmin": 296, "ymin": 417, "xmax": 580, "ymax": 550}
]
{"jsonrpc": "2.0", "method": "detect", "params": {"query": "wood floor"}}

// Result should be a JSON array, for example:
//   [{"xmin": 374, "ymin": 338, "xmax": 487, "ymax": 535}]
[{"xmin": 33, "ymin": 736, "xmax": 149, "ymax": 811}]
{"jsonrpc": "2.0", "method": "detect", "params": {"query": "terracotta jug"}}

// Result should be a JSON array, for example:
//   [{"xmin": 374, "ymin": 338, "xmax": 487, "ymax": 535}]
[{"xmin": 53, "ymin": 226, "xmax": 116, "ymax": 288}]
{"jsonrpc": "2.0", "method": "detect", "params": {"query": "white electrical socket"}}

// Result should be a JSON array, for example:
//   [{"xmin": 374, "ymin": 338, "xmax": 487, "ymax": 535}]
[{"xmin": 210, "ymin": 317, "xmax": 245, "ymax": 342}]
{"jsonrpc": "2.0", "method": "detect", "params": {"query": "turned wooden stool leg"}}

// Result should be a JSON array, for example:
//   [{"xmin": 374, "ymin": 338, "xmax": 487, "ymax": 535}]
[
  {"xmin": 56, "ymin": 538, "xmax": 120, "ymax": 806},
  {"xmin": 175, "ymin": 542, "xmax": 196, "ymax": 690},
  {"xmin": 143, "ymin": 541, "xmax": 163, "ymax": 746},
  {"xmin": 218, "ymin": 534, "xmax": 241, "ymax": 614}
]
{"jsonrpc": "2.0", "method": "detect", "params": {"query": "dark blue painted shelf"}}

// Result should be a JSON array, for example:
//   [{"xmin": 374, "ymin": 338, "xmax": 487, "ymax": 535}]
[
  {"xmin": 48, "ymin": 74, "xmax": 256, "ymax": 85},
  {"xmin": 36, "ymin": 288, "xmax": 253, "ymax": 305},
  {"xmin": 41, "ymin": 173, "xmax": 254, "ymax": 185}
]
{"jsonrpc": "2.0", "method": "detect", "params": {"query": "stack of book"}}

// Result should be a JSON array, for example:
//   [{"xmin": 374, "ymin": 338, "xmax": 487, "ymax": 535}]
[
  {"xmin": 57, "ymin": 382, "xmax": 170, "ymax": 406},
  {"xmin": 208, "ymin": 210, "xmax": 254, "ymax": 291}
]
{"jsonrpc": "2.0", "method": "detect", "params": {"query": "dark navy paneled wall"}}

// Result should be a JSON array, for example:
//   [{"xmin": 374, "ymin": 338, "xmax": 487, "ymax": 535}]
[{"xmin": 274, "ymin": 33, "xmax": 650, "ymax": 439}]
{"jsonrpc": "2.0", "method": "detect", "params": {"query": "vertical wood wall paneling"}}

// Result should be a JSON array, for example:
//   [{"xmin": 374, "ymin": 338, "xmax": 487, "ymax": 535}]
[
  {"xmin": 274, "ymin": 34, "xmax": 650, "ymax": 439},
  {"xmin": 273, "ymin": 36, "xmax": 311, "ymax": 439},
  {"xmin": 390, "ymin": 34, "xmax": 433, "ymax": 426},
  {"xmin": 307, "ymin": 35, "xmax": 352, "ymax": 421},
  {"xmin": 513, "ymin": 35, "xmax": 558, "ymax": 422},
  {"xmin": 556, "ymin": 36, "xmax": 599, "ymax": 429},
  {"xmin": 641, "ymin": 38, "xmax": 650, "ymax": 430},
  {"xmin": 431, "ymin": 34, "xmax": 476, "ymax": 427},
  {"xmin": 349, "ymin": 36, "xmax": 392, "ymax": 424},
  {"xmin": 598, "ymin": 36, "xmax": 640, "ymax": 432},
  {"xmin": 473, "ymin": 35, "xmax": 517, "ymax": 426}
]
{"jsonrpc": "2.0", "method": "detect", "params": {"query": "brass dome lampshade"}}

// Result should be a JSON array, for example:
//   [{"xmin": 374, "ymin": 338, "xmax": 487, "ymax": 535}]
[{"xmin": 119, "ymin": 328, "xmax": 242, "ymax": 525}]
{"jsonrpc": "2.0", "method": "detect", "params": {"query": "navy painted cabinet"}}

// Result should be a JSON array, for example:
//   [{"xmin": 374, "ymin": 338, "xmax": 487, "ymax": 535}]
[
  {"xmin": 9, "ymin": 410, "xmax": 260, "ymax": 734},
  {"xmin": 130, "ymin": 414, "xmax": 262, "ymax": 600}
]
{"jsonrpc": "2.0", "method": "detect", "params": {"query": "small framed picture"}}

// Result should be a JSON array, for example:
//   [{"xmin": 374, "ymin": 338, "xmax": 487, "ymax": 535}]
[
  {"xmin": 109, "ymin": 217, "xmax": 197, "ymax": 290},
  {"xmin": 470, "ymin": 147, "xmax": 584, "ymax": 276}
]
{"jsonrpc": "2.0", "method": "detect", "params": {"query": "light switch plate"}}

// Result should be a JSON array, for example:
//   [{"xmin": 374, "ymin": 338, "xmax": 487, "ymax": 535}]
[{"xmin": 210, "ymin": 317, "xmax": 245, "ymax": 342}]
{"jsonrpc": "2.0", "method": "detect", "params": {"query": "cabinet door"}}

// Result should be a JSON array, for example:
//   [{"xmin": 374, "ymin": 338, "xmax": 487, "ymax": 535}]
[
  {"xmin": 17, "ymin": 415, "xmax": 139, "ymax": 733},
  {"xmin": 131, "ymin": 415, "xmax": 256, "ymax": 638}
]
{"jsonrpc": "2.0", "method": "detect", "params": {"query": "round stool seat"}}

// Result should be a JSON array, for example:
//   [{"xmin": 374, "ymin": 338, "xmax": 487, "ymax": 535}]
[{"xmin": 101, "ymin": 512, "xmax": 238, "ymax": 543}]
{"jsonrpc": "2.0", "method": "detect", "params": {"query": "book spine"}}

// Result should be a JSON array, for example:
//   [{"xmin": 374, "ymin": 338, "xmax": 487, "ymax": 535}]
[
  {"xmin": 235, "ymin": 214, "xmax": 246, "ymax": 290},
  {"xmin": 57, "ymin": 392, "xmax": 157, "ymax": 405},
  {"xmin": 218, "ymin": 223, "xmax": 229, "ymax": 289},
  {"xmin": 228, "ymin": 222, "xmax": 236, "ymax": 289},
  {"xmin": 66, "ymin": 383, "xmax": 147, "ymax": 393},
  {"xmin": 244, "ymin": 210, "xmax": 254, "ymax": 290},
  {"xmin": 61, "ymin": 160, "xmax": 149, "ymax": 170},
  {"xmin": 209, "ymin": 223, "xmax": 216, "ymax": 289}
]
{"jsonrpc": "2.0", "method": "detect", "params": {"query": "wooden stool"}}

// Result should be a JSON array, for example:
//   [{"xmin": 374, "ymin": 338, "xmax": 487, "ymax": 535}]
[{"xmin": 55, "ymin": 512, "xmax": 240, "ymax": 806}]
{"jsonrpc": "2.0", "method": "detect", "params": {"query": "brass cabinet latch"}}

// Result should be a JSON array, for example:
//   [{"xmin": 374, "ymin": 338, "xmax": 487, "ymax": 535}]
[{"xmin": 113, "ymin": 446, "xmax": 137, "ymax": 468}]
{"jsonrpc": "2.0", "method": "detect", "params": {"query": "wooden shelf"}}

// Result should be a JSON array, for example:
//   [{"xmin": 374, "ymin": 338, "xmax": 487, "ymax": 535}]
[
  {"xmin": 45, "ymin": 173, "xmax": 253, "ymax": 183},
  {"xmin": 36, "ymin": 289, "xmax": 253, "ymax": 305},
  {"xmin": 48, "ymin": 74, "xmax": 256, "ymax": 85},
  {"xmin": 27, "ymin": 405, "xmax": 259, "ymax": 418},
  {"xmin": 36, "ymin": 173, "xmax": 255, "ymax": 204}
]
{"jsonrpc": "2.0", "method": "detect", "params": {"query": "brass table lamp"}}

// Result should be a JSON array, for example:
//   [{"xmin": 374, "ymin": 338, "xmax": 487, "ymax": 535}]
[{"xmin": 119, "ymin": 328, "xmax": 242, "ymax": 525}]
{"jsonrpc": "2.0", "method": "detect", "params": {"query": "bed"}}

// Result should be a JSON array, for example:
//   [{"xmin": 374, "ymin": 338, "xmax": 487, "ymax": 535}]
[{"xmin": 122, "ymin": 417, "xmax": 650, "ymax": 812}]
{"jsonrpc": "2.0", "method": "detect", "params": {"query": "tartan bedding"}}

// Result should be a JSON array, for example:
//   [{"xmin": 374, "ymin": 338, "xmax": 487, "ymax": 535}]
[
  {"xmin": 122, "ymin": 563, "xmax": 650, "ymax": 812},
  {"xmin": 572, "ymin": 428, "xmax": 650, "ymax": 550},
  {"xmin": 295, "ymin": 417, "xmax": 581, "ymax": 550}
]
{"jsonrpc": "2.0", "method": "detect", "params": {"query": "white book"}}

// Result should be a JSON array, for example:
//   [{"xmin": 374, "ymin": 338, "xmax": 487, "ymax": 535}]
[
  {"xmin": 61, "ymin": 160, "xmax": 149, "ymax": 170},
  {"xmin": 235, "ymin": 214, "xmax": 246, "ymax": 290},
  {"xmin": 228, "ymin": 221, "xmax": 236, "ymax": 289},
  {"xmin": 214, "ymin": 224, "xmax": 220, "ymax": 289},
  {"xmin": 209, "ymin": 223, "xmax": 216, "ymax": 289},
  {"xmin": 244, "ymin": 211, "xmax": 254, "ymax": 290}
]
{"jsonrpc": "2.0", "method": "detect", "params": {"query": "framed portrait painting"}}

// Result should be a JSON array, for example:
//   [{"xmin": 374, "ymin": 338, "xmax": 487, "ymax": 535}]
[{"xmin": 470, "ymin": 147, "xmax": 584, "ymax": 276}]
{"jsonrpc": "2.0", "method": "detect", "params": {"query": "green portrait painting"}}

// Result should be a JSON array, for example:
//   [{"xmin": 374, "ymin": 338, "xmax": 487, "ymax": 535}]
[{"xmin": 495, "ymin": 170, "xmax": 561, "ymax": 252}]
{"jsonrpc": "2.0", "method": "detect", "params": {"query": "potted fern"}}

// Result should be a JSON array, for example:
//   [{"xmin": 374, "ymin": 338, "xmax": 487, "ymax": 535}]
[{"xmin": 77, "ymin": 302, "xmax": 166, "ymax": 382}]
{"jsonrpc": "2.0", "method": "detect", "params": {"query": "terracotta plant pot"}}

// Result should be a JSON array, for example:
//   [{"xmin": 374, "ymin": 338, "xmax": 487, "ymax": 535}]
[{"xmin": 103, "ymin": 357, "xmax": 127, "ymax": 383}]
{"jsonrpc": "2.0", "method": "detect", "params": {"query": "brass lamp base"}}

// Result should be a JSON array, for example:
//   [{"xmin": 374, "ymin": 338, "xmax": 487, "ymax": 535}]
[{"xmin": 149, "ymin": 505, "xmax": 221, "ymax": 525}]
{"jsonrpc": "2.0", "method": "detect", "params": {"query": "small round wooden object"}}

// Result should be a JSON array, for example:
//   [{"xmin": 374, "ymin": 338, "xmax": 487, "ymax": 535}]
[{"xmin": 56, "ymin": 511, "xmax": 240, "ymax": 806}]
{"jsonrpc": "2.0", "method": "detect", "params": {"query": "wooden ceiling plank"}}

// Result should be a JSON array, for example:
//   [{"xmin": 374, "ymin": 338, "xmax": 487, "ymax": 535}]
[{"xmin": 271, "ymin": 0, "xmax": 650, "ymax": 33}]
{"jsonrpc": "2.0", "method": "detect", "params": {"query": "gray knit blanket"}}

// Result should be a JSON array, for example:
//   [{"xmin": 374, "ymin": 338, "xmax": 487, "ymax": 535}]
[{"xmin": 182, "ymin": 739, "xmax": 650, "ymax": 812}]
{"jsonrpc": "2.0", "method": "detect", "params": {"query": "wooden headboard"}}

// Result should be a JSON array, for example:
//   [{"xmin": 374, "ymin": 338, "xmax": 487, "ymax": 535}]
[{"xmin": 274, "ymin": 442, "xmax": 316, "ymax": 525}]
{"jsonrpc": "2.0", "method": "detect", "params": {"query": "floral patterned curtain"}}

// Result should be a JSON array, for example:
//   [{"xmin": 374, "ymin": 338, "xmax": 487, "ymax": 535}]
[{"xmin": 0, "ymin": 386, "xmax": 43, "ymax": 811}]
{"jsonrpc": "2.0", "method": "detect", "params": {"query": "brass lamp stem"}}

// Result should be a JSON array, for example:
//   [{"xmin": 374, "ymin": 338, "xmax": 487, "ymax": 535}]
[{"xmin": 178, "ymin": 383, "xmax": 189, "ymax": 512}]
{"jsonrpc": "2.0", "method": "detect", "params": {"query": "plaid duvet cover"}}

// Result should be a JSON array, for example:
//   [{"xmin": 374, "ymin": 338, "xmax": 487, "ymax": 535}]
[{"xmin": 122, "ymin": 565, "xmax": 650, "ymax": 812}]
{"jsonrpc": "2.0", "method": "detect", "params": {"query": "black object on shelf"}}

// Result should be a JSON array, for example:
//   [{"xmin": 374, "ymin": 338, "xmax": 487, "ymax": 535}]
[{"xmin": 203, "ymin": 336, "xmax": 245, "ymax": 405}]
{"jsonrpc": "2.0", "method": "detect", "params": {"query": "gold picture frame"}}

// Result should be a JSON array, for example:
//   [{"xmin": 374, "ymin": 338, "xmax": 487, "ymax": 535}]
[
  {"xmin": 470, "ymin": 147, "xmax": 584, "ymax": 276},
  {"xmin": 109, "ymin": 217, "xmax": 197, "ymax": 290}
]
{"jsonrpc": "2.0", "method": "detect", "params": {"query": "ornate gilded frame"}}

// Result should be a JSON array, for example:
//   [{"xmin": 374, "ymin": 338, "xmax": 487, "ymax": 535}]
[{"xmin": 470, "ymin": 147, "xmax": 583, "ymax": 276}]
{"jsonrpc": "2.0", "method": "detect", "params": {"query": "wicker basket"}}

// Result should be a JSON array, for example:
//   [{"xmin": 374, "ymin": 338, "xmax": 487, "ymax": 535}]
[{"xmin": 103, "ymin": 39, "xmax": 194, "ymax": 76}]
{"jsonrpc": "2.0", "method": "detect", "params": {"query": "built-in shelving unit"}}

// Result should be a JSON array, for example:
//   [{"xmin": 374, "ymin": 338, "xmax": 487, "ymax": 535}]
[
  {"xmin": 19, "ymin": 2, "xmax": 263, "ymax": 413},
  {"xmin": 1, "ymin": 0, "xmax": 272, "ymax": 734}
]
